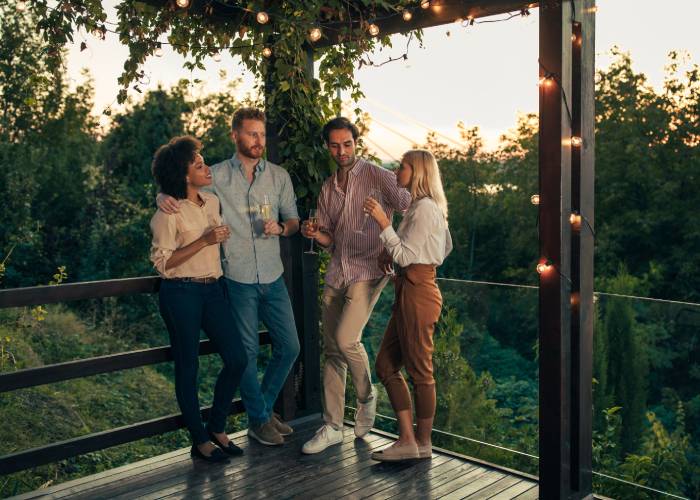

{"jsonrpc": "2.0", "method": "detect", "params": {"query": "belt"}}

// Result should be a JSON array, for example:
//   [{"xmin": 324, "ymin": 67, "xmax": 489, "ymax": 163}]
[{"xmin": 168, "ymin": 277, "xmax": 219, "ymax": 284}]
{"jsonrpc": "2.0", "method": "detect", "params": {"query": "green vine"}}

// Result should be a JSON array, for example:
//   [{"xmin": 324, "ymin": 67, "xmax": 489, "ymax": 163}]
[{"xmin": 29, "ymin": 0, "xmax": 420, "ymax": 203}]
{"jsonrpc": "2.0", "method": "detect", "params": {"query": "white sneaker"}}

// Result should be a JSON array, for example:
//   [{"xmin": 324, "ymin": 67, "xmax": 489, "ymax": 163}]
[
  {"xmin": 301, "ymin": 425, "xmax": 343, "ymax": 454},
  {"xmin": 354, "ymin": 386, "xmax": 377, "ymax": 438}
]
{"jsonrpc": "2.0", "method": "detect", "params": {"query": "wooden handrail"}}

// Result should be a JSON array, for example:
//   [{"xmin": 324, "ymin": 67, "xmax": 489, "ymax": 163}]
[
  {"xmin": 0, "ymin": 333, "xmax": 270, "ymax": 393},
  {"xmin": 0, "ymin": 400, "xmax": 246, "ymax": 475},
  {"xmin": 0, "ymin": 277, "xmax": 160, "ymax": 308}
]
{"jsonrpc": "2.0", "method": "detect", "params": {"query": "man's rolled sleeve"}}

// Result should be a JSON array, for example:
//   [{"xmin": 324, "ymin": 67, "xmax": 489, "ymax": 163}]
[{"xmin": 279, "ymin": 170, "xmax": 300, "ymax": 221}]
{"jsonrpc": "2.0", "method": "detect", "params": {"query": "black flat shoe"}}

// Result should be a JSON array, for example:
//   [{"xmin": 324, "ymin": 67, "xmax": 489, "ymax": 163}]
[
  {"xmin": 190, "ymin": 444, "xmax": 230, "ymax": 463},
  {"xmin": 207, "ymin": 428, "xmax": 244, "ymax": 456}
]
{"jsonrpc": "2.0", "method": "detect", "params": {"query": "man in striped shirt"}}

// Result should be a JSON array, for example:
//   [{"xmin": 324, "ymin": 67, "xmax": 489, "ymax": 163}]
[{"xmin": 301, "ymin": 117, "xmax": 411, "ymax": 454}]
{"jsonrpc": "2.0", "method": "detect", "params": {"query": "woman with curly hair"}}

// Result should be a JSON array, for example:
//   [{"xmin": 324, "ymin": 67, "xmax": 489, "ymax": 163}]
[{"xmin": 150, "ymin": 135, "xmax": 247, "ymax": 463}]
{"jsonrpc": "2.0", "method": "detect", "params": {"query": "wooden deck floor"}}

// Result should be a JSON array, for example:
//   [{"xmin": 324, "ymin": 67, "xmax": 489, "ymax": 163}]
[{"xmin": 14, "ymin": 416, "xmax": 538, "ymax": 499}]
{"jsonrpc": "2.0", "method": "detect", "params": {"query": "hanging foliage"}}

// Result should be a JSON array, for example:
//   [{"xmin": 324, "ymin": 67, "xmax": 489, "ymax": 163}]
[{"xmin": 26, "ymin": 0, "xmax": 420, "ymax": 202}]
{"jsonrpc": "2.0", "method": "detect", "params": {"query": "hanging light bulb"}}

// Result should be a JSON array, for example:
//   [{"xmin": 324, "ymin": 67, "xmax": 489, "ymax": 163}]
[
  {"xmin": 309, "ymin": 27, "xmax": 322, "ymax": 42},
  {"xmin": 368, "ymin": 23, "xmax": 380, "ymax": 36},
  {"xmin": 154, "ymin": 43, "xmax": 164, "ymax": 57},
  {"xmin": 538, "ymin": 76, "xmax": 552, "ymax": 87},
  {"xmin": 530, "ymin": 194, "xmax": 540, "ymax": 205},
  {"xmin": 262, "ymin": 46, "xmax": 272, "ymax": 58},
  {"xmin": 460, "ymin": 17, "xmax": 470, "ymax": 27},
  {"xmin": 17, "ymin": 0, "xmax": 27, "ymax": 12},
  {"xmin": 536, "ymin": 261, "xmax": 553, "ymax": 274},
  {"xmin": 402, "ymin": 10, "xmax": 413, "ymax": 21},
  {"xmin": 571, "ymin": 136, "xmax": 583, "ymax": 147},
  {"xmin": 420, "ymin": 0, "xmax": 430, "ymax": 9},
  {"xmin": 570, "ymin": 292, "xmax": 580, "ymax": 307},
  {"xmin": 213, "ymin": 52, "xmax": 222, "ymax": 62},
  {"xmin": 256, "ymin": 11, "xmax": 269, "ymax": 24},
  {"xmin": 175, "ymin": 0, "xmax": 190, "ymax": 8}
]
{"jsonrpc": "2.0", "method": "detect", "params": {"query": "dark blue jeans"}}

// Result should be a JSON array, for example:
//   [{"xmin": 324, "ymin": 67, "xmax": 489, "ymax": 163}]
[
  {"xmin": 225, "ymin": 276, "xmax": 300, "ymax": 426},
  {"xmin": 158, "ymin": 279, "xmax": 247, "ymax": 445}
]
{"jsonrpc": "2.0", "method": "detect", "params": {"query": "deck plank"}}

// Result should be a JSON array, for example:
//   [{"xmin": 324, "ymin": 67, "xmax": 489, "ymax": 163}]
[{"xmin": 12, "ymin": 419, "xmax": 538, "ymax": 500}]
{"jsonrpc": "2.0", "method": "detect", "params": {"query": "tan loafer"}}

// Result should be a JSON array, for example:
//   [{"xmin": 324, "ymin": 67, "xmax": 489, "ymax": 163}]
[
  {"xmin": 418, "ymin": 444, "xmax": 432, "ymax": 459},
  {"xmin": 371, "ymin": 442, "xmax": 420, "ymax": 462}
]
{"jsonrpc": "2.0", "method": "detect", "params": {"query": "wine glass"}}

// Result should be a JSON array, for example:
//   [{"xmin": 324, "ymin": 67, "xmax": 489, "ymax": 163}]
[
  {"xmin": 355, "ymin": 188, "xmax": 383, "ymax": 234},
  {"xmin": 259, "ymin": 194, "xmax": 272, "ymax": 239},
  {"xmin": 305, "ymin": 209, "xmax": 318, "ymax": 255}
]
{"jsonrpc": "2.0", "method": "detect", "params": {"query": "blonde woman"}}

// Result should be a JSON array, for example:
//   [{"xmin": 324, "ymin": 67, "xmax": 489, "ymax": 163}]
[{"xmin": 363, "ymin": 149, "xmax": 452, "ymax": 462}]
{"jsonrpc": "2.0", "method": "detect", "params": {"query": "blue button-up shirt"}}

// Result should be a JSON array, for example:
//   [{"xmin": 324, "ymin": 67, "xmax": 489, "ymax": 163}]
[{"xmin": 207, "ymin": 154, "xmax": 299, "ymax": 284}]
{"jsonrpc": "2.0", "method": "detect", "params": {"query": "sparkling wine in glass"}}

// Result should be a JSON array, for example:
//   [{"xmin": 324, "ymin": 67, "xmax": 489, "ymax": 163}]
[
  {"xmin": 259, "ymin": 195, "xmax": 272, "ymax": 238},
  {"xmin": 355, "ymin": 188, "xmax": 383, "ymax": 234},
  {"xmin": 305, "ymin": 209, "xmax": 318, "ymax": 255}
]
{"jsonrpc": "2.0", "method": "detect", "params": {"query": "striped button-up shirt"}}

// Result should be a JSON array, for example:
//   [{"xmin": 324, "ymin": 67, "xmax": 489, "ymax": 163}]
[
  {"xmin": 207, "ymin": 154, "xmax": 299, "ymax": 284},
  {"xmin": 317, "ymin": 158, "xmax": 412, "ymax": 289}
]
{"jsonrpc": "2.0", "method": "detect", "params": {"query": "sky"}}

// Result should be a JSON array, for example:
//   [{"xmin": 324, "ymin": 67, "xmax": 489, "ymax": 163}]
[{"xmin": 66, "ymin": 0, "xmax": 700, "ymax": 161}]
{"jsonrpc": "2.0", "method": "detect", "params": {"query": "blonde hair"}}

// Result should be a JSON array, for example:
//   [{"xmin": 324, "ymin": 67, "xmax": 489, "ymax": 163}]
[{"xmin": 402, "ymin": 149, "xmax": 448, "ymax": 221}]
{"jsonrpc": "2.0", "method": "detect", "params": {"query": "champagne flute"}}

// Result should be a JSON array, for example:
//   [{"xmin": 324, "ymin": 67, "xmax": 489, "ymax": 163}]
[
  {"xmin": 355, "ymin": 188, "xmax": 383, "ymax": 234},
  {"xmin": 305, "ymin": 209, "xmax": 318, "ymax": 255},
  {"xmin": 259, "ymin": 194, "xmax": 272, "ymax": 239}
]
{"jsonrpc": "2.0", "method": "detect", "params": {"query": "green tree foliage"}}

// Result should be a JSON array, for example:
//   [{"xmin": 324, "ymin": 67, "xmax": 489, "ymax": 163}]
[{"xmin": 594, "ymin": 267, "xmax": 650, "ymax": 453}]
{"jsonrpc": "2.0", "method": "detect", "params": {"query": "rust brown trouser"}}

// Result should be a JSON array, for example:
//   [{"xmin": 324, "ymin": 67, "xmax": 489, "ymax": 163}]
[{"xmin": 375, "ymin": 264, "xmax": 442, "ymax": 419}]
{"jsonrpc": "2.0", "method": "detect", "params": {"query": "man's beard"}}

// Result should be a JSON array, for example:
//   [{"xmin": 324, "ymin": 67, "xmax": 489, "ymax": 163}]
[
  {"xmin": 237, "ymin": 142, "xmax": 264, "ymax": 159},
  {"xmin": 334, "ymin": 154, "xmax": 356, "ymax": 168}
]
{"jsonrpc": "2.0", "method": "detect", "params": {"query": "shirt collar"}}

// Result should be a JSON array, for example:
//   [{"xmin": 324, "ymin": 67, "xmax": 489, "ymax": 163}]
[
  {"xmin": 181, "ymin": 193, "xmax": 207, "ymax": 208},
  {"xmin": 230, "ymin": 153, "xmax": 266, "ymax": 174},
  {"xmin": 348, "ymin": 158, "xmax": 367, "ymax": 176}
]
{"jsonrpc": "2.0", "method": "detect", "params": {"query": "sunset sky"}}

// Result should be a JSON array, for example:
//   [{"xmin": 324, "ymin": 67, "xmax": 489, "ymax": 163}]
[{"xmin": 67, "ymin": 0, "xmax": 700, "ymax": 160}]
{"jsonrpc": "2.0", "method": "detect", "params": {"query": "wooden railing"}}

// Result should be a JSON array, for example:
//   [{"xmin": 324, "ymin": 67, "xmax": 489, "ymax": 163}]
[{"xmin": 0, "ymin": 277, "xmax": 270, "ymax": 475}]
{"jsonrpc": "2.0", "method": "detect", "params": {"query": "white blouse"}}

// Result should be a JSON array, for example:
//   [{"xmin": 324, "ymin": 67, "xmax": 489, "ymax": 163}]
[{"xmin": 379, "ymin": 197, "xmax": 453, "ymax": 268}]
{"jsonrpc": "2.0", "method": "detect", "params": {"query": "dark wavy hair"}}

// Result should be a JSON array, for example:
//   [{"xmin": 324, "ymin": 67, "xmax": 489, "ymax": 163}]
[
  {"xmin": 322, "ymin": 117, "xmax": 360, "ymax": 143},
  {"xmin": 231, "ymin": 107, "xmax": 266, "ymax": 131},
  {"xmin": 151, "ymin": 136, "xmax": 202, "ymax": 200}
]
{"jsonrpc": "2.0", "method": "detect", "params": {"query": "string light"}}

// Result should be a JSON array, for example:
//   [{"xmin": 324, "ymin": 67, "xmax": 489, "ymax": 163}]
[
  {"xmin": 402, "ymin": 10, "xmax": 413, "ymax": 21},
  {"xmin": 309, "ymin": 27, "xmax": 322, "ymax": 42},
  {"xmin": 537, "ymin": 261, "xmax": 553, "ymax": 275},
  {"xmin": 212, "ymin": 52, "xmax": 222, "ymax": 62},
  {"xmin": 570, "ymin": 292, "xmax": 580, "ymax": 307},
  {"xmin": 420, "ymin": 0, "xmax": 430, "ymax": 9},
  {"xmin": 368, "ymin": 23, "xmax": 380, "ymax": 37},
  {"xmin": 531, "ymin": 194, "xmax": 540, "ymax": 205},
  {"xmin": 256, "ymin": 11, "xmax": 269, "ymax": 24},
  {"xmin": 17, "ymin": 1, "xmax": 27, "ymax": 12},
  {"xmin": 154, "ymin": 43, "xmax": 163, "ymax": 57},
  {"xmin": 175, "ymin": 0, "xmax": 190, "ymax": 8},
  {"xmin": 571, "ymin": 136, "xmax": 583, "ymax": 147},
  {"xmin": 538, "ymin": 75, "xmax": 553, "ymax": 87},
  {"xmin": 569, "ymin": 212, "xmax": 582, "ymax": 231},
  {"xmin": 262, "ymin": 46, "xmax": 272, "ymax": 58}
]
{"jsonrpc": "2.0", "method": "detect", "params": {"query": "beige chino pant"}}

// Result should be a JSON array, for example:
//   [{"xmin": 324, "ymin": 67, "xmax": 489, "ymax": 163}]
[{"xmin": 321, "ymin": 276, "xmax": 389, "ymax": 429}]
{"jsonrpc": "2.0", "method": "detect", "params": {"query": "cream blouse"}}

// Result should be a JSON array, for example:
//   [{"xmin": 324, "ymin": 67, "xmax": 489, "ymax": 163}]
[
  {"xmin": 149, "ymin": 191, "xmax": 223, "ymax": 279},
  {"xmin": 379, "ymin": 197, "xmax": 452, "ymax": 268}
]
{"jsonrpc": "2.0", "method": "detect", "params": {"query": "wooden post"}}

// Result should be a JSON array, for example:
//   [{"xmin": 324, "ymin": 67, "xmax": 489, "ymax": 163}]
[
  {"xmin": 571, "ymin": 0, "xmax": 595, "ymax": 497},
  {"xmin": 266, "ymin": 46, "xmax": 322, "ymax": 421},
  {"xmin": 539, "ymin": 1, "xmax": 594, "ymax": 498},
  {"xmin": 539, "ymin": 1, "xmax": 573, "ymax": 497}
]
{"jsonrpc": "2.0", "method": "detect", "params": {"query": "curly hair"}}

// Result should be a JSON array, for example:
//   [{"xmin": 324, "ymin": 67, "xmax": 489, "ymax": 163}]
[
  {"xmin": 151, "ymin": 136, "xmax": 202, "ymax": 200},
  {"xmin": 322, "ymin": 116, "xmax": 360, "ymax": 143},
  {"xmin": 231, "ymin": 107, "xmax": 266, "ymax": 131}
]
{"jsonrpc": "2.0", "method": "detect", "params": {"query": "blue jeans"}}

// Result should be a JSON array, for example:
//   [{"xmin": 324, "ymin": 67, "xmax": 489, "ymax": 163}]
[
  {"xmin": 158, "ymin": 279, "xmax": 247, "ymax": 445},
  {"xmin": 225, "ymin": 276, "xmax": 300, "ymax": 426}
]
